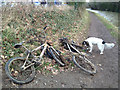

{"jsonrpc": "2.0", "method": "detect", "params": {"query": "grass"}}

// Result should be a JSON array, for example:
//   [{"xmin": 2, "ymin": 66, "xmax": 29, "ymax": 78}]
[
  {"xmin": 94, "ymin": 12, "xmax": 119, "ymax": 41},
  {"xmin": 2, "ymin": 4, "xmax": 89, "ymax": 74}
]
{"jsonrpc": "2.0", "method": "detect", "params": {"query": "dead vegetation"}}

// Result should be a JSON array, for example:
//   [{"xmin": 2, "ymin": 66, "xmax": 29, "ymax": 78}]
[{"xmin": 1, "ymin": 3, "xmax": 89, "ymax": 75}]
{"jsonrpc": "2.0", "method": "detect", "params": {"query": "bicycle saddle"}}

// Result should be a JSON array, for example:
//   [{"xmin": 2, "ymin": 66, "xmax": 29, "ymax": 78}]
[{"xmin": 14, "ymin": 41, "xmax": 25, "ymax": 48}]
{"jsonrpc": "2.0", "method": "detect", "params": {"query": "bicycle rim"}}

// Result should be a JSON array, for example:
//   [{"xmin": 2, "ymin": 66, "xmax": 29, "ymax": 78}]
[
  {"xmin": 72, "ymin": 55, "xmax": 96, "ymax": 74},
  {"xmin": 5, "ymin": 57, "xmax": 35, "ymax": 84}
]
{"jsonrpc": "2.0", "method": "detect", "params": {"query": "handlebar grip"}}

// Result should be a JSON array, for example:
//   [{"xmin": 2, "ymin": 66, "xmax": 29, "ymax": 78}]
[{"xmin": 43, "ymin": 26, "xmax": 47, "ymax": 30}]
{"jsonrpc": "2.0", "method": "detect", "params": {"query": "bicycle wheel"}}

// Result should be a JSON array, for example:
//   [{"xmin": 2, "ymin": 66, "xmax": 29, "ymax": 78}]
[
  {"xmin": 5, "ymin": 57, "xmax": 35, "ymax": 84},
  {"xmin": 72, "ymin": 55, "xmax": 96, "ymax": 74},
  {"xmin": 49, "ymin": 48, "xmax": 65, "ymax": 66}
]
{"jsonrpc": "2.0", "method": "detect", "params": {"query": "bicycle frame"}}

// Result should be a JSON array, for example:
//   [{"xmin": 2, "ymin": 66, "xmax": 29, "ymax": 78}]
[
  {"xmin": 14, "ymin": 25, "xmax": 61, "ymax": 70},
  {"xmin": 66, "ymin": 43, "xmax": 87, "ymax": 57},
  {"xmin": 20, "ymin": 41, "xmax": 60, "ymax": 70}
]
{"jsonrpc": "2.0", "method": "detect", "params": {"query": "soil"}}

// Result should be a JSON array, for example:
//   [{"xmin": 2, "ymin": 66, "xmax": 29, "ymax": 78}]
[{"xmin": 2, "ymin": 12, "xmax": 118, "ymax": 88}]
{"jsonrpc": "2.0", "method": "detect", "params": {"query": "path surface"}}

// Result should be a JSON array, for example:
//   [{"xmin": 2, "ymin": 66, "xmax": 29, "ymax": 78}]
[
  {"xmin": 0, "ymin": 8, "xmax": 2, "ymax": 90},
  {"xmin": 86, "ymin": 12, "xmax": 118, "ymax": 88},
  {"xmin": 2, "ymin": 12, "xmax": 118, "ymax": 88}
]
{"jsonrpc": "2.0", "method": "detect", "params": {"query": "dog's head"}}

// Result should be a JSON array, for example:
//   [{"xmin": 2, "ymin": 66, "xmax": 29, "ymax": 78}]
[{"xmin": 82, "ymin": 41, "xmax": 90, "ymax": 50}]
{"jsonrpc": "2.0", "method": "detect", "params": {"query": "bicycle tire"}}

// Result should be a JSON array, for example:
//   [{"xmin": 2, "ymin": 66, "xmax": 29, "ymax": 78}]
[
  {"xmin": 5, "ymin": 57, "xmax": 35, "ymax": 84},
  {"xmin": 46, "ymin": 48, "xmax": 54, "ymax": 59},
  {"xmin": 72, "ymin": 55, "xmax": 96, "ymax": 74},
  {"xmin": 49, "ymin": 48, "xmax": 65, "ymax": 66}
]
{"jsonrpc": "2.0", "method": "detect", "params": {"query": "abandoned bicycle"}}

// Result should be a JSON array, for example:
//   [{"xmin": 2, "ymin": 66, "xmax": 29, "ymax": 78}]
[
  {"xmin": 5, "ymin": 26, "xmax": 65, "ymax": 84},
  {"xmin": 59, "ymin": 37, "xmax": 97, "ymax": 74}
]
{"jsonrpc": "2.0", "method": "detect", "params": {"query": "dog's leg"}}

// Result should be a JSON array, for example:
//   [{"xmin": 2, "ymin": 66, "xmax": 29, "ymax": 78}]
[
  {"xmin": 98, "ymin": 44, "xmax": 104, "ymax": 54},
  {"xmin": 89, "ymin": 43, "xmax": 93, "ymax": 53},
  {"xmin": 100, "ymin": 52, "xmax": 103, "ymax": 54}
]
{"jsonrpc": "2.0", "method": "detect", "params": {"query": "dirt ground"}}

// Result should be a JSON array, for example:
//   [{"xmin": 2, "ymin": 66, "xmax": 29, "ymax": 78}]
[{"xmin": 2, "ymin": 12, "xmax": 118, "ymax": 88}]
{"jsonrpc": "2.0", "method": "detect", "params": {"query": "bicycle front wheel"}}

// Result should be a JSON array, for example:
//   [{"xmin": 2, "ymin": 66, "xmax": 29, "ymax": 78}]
[
  {"xmin": 5, "ymin": 57, "xmax": 35, "ymax": 84},
  {"xmin": 72, "ymin": 55, "xmax": 96, "ymax": 74}
]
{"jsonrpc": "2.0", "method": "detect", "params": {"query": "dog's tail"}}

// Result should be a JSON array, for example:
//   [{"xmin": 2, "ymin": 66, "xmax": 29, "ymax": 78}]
[{"xmin": 104, "ymin": 42, "xmax": 115, "ymax": 49}]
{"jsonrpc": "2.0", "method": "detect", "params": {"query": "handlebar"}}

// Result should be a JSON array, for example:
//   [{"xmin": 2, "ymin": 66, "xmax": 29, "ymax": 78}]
[
  {"xmin": 43, "ymin": 26, "xmax": 47, "ymax": 30},
  {"xmin": 14, "ymin": 41, "xmax": 29, "ymax": 52}
]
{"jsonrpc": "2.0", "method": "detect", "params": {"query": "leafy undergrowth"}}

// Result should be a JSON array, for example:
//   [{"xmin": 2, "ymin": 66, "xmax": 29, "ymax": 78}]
[{"xmin": 1, "ymin": 4, "xmax": 89, "ymax": 75}]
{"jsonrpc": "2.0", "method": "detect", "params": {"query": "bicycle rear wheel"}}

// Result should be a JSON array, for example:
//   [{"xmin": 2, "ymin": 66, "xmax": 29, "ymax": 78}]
[
  {"xmin": 49, "ymin": 48, "xmax": 65, "ymax": 66},
  {"xmin": 5, "ymin": 57, "xmax": 35, "ymax": 84},
  {"xmin": 72, "ymin": 55, "xmax": 96, "ymax": 74}
]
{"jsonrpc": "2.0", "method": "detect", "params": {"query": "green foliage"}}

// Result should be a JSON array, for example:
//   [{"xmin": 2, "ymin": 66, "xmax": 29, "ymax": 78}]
[
  {"xmin": 68, "ymin": 2, "xmax": 85, "ymax": 10},
  {"xmin": 88, "ymin": 2, "xmax": 119, "ymax": 12}
]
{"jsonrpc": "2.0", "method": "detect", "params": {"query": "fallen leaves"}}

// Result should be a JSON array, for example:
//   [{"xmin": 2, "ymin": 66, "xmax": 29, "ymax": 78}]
[
  {"xmin": 2, "ymin": 4, "xmax": 89, "ymax": 77},
  {"xmin": 98, "ymin": 64, "xmax": 102, "ymax": 67},
  {"xmin": 13, "ymin": 71, "xmax": 19, "ymax": 77},
  {"xmin": 97, "ymin": 63, "xmax": 103, "ymax": 71},
  {"xmin": 1, "ymin": 55, "xmax": 5, "ymax": 59},
  {"xmin": 10, "ymin": 52, "xmax": 14, "ymax": 57},
  {"xmin": 20, "ymin": 53, "xmax": 24, "ymax": 57},
  {"xmin": 51, "ymin": 69, "xmax": 58, "ymax": 75},
  {"xmin": 46, "ymin": 66, "xmax": 52, "ymax": 70}
]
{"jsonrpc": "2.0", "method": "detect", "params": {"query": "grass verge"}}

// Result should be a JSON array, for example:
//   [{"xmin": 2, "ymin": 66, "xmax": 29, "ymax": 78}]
[{"xmin": 94, "ymin": 12, "xmax": 119, "ymax": 41}]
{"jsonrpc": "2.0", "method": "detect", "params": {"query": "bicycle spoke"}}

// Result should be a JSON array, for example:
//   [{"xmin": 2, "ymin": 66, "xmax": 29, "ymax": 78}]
[{"xmin": 5, "ymin": 57, "xmax": 35, "ymax": 84}]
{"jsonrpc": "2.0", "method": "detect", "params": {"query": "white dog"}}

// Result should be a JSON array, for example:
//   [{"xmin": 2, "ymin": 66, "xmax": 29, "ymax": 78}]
[{"xmin": 82, "ymin": 37, "xmax": 115, "ymax": 54}]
